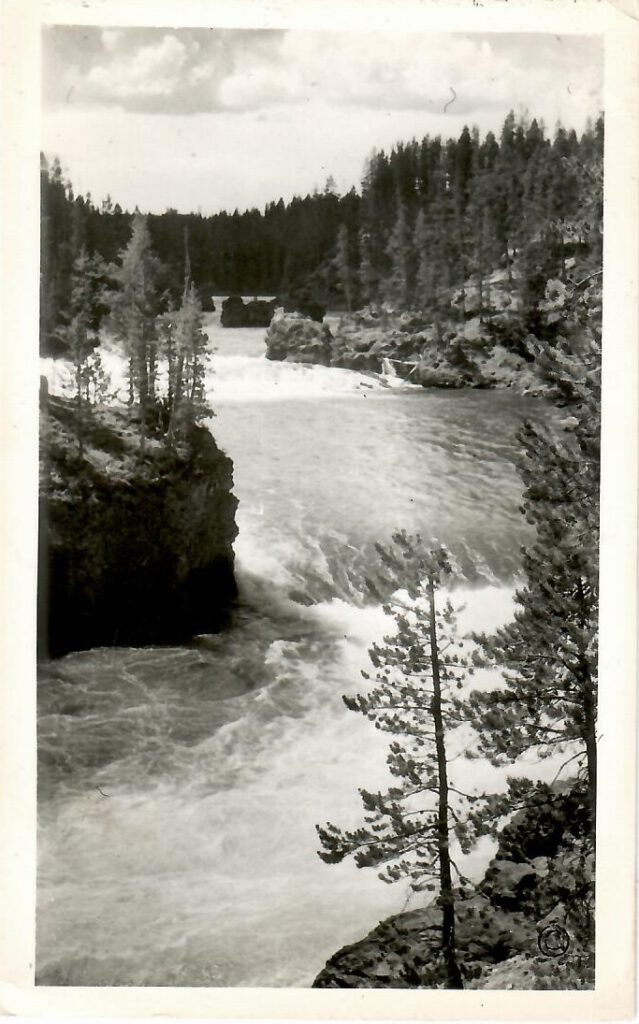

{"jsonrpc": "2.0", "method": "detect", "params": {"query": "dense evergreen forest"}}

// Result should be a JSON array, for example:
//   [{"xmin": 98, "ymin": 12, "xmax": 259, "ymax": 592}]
[{"xmin": 40, "ymin": 111, "xmax": 603, "ymax": 354}]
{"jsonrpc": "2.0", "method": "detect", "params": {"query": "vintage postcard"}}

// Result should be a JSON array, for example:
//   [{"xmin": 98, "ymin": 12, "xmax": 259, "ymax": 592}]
[{"xmin": 0, "ymin": 0, "xmax": 636, "ymax": 1019}]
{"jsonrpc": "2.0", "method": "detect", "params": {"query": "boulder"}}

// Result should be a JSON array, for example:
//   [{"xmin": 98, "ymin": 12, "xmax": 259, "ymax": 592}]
[
  {"xmin": 265, "ymin": 310, "xmax": 334, "ymax": 366},
  {"xmin": 221, "ymin": 295, "xmax": 278, "ymax": 328}
]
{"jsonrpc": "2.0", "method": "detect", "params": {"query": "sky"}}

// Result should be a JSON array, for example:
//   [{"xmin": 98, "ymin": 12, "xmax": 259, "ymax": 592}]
[{"xmin": 41, "ymin": 27, "xmax": 604, "ymax": 215}]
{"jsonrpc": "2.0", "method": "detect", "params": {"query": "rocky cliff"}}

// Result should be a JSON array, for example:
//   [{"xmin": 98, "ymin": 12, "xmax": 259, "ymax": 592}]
[{"xmin": 39, "ymin": 393, "xmax": 238, "ymax": 658}]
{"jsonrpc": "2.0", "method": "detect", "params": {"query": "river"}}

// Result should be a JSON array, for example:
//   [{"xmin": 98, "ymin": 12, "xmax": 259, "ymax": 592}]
[{"xmin": 37, "ymin": 308, "xmax": 554, "ymax": 987}]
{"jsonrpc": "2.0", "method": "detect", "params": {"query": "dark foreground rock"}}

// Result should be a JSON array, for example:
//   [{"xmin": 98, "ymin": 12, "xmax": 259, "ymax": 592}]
[
  {"xmin": 39, "ymin": 394, "xmax": 238, "ymax": 658},
  {"xmin": 312, "ymin": 898, "xmax": 534, "ymax": 989},
  {"xmin": 313, "ymin": 783, "xmax": 594, "ymax": 990}
]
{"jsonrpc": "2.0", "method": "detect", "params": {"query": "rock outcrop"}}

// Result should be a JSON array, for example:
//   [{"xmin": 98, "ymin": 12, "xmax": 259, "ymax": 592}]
[
  {"xmin": 220, "ymin": 295, "xmax": 278, "ymax": 327},
  {"xmin": 265, "ymin": 309, "xmax": 334, "ymax": 366},
  {"xmin": 312, "ymin": 898, "xmax": 535, "ymax": 989},
  {"xmin": 313, "ymin": 783, "xmax": 594, "ymax": 990},
  {"xmin": 39, "ymin": 394, "xmax": 238, "ymax": 658},
  {"xmin": 265, "ymin": 307, "xmax": 546, "ymax": 394}
]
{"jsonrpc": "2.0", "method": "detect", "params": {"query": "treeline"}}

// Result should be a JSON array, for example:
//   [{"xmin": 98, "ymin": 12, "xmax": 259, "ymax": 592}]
[
  {"xmin": 40, "ymin": 111, "xmax": 603, "ymax": 351},
  {"xmin": 40, "ymin": 157, "xmax": 357, "ymax": 349},
  {"xmin": 336, "ymin": 112, "xmax": 603, "ymax": 320}
]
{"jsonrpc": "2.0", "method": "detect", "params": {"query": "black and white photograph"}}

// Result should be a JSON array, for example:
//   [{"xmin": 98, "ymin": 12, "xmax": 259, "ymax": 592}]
[{"xmin": 1, "ymin": 0, "xmax": 637, "ymax": 1014}]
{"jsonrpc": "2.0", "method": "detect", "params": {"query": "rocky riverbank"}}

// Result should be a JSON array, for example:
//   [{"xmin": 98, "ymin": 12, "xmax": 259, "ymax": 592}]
[
  {"xmin": 313, "ymin": 782, "xmax": 594, "ymax": 990},
  {"xmin": 39, "ymin": 392, "xmax": 238, "ymax": 658},
  {"xmin": 265, "ymin": 306, "xmax": 548, "ymax": 394}
]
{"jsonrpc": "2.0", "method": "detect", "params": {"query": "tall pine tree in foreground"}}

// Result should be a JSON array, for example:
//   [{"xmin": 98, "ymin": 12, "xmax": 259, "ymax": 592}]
[{"xmin": 317, "ymin": 536, "xmax": 478, "ymax": 990}]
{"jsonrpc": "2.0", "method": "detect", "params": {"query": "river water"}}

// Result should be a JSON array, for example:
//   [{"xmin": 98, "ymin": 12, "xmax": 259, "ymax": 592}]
[{"xmin": 37, "ymin": 310, "xmax": 553, "ymax": 987}]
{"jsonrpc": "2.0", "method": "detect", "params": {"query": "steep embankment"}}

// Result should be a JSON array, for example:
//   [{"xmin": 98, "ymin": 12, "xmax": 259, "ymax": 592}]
[{"xmin": 39, "ymin": 390, "xmax": 238, "ymax": 658}]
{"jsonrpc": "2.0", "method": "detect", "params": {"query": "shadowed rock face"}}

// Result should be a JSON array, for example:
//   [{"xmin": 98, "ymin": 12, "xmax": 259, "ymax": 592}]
[
  {"xmin": 39, "ymin": 395, "xmax": 238, "ymax": 658},
  {"xmin": 221, "ymin": 295, "xmax": 279, "ymax": 328},
  {"xmin": 221, "ymin": 295, "xmax": 326, "ymax": 329}
]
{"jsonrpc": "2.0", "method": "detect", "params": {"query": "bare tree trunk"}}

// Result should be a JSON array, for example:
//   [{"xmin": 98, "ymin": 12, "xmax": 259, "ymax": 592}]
[
  {"xmin": 75, "ymin": 363, "xmax": 84, "ymax": 457},
  {"xmin": 168, "ymin": 351, "xmax": 185, "ymax": 443},
  {"xmin": 427, "ymin": 573, "xmax": 463, "ymax": 990},
  {"xmin": 582, "ymin": 677, "xmax": 597, "ymax": 836},
  {"xmin": 457, "ymin": 212, "xmax": 466, "ymax": 318},
  {"xmin": 558, "ymin": 220, "xmax": 567, "ymax": 281},
  {"xmin": 576, "ymin": 577, "xmax": 597, "ymax": 838},
  {"xmin": 167, "ymin": 333, "xmax": 175, "ymax": 406},
  {"xmin": 137, "ymin": 345, "xmax": 148, "ymax": 451},
  {"xmin": 505, "ymin": 237, "xmax": 513, "ymax": 284},
  {"xmin": 148, "ymin": 339, "xmax": 157, "ymax": 403},
  {"xmin": 476, "ymin": 215, "xmax": 484, "ymax": 323}
]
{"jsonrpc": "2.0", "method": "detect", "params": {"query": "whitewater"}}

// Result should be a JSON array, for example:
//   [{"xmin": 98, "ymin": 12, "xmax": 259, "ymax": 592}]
[{"xmin": 37, "ymin": 307, "xmax": 567, "ymax": 986}]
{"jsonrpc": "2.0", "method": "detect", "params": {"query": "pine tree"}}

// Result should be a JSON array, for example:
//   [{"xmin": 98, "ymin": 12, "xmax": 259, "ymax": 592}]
[
  {"xmin": 317, "ymin": 535, "xmax": 479, "ymax": 990},
  {"xmin": 334, "ymin": 223, "xmax": 354, "ymax": 311},
  {"xmin": 412, "ymin": 208, "xmax": 435, "ymax": 311},
  {"xmin": 106, "ymin": 213, "xmax": 164, "ymax": 443},
  {"xmin": 467, "ymin": 275, "xmax": 601, "ymax": 833},
  {"xmin": 171, "ymin": 284, "xmax": 211, "ymax": 435},
  {"xmin": 382, "ymin": 200, "xmax": 411, "ymax": 311},
  {"xmin": 164, "ymin": 242, "xmax": 212, "ymax": 444},
  {"xmin": 493, "ymin": 111, "xmax": 525, "ymax": 280},
  {"xmin": 55, "ymin": 247, "xmax": 109, "ymax": 453},
  {"xmin": 465, "ymin": 147, "xmax": 500, "ymax": 320},
  {"xmin": 357, "ymin": 228, "xmax": 377, "ymax": 308}
]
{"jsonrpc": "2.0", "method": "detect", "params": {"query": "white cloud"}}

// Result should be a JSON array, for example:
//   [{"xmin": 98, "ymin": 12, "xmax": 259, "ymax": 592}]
[
  {"xmin": 45, "ymin": 28, "xmax": 602, "ymax": 125},
  {"xmin": 87, "ymin": 33, "xmax": 190, "ymax": 100},
  {"xmin": 215, "ymin": 31, "xmax": 601, "ymax": 122}
]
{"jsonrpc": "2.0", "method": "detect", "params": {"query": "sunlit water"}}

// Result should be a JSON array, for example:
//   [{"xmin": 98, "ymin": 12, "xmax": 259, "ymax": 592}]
[{"xmin": 37, "ymin": 307, "xmax": 559, "ymax": 987}]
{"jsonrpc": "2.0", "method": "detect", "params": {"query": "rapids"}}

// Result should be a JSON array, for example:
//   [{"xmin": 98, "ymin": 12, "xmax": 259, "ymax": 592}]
[{"xmin": 37, "ymin": 307, "xmax": 557, "ymax": 987}]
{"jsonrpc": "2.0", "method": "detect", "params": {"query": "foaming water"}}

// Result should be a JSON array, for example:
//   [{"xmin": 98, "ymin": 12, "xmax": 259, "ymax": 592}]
[{"xmin": 37, "ymin": 312, "xmax": 554, "ymax": 987}]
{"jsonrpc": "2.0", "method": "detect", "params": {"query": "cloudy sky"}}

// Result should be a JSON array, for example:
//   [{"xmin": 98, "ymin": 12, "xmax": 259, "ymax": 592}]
[{"xmin": 42, "ymin": 27, "xmax": 603, "ymax": 214}]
